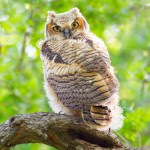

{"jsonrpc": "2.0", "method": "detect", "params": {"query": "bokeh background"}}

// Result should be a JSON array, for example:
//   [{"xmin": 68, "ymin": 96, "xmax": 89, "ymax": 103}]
[{"xmin": 0, "ymin": 0, "xmax": 150, "ymax": 149}]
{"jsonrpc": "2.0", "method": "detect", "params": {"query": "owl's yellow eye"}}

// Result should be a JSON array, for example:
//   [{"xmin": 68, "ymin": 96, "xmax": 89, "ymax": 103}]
[
  {"xmin": 53, "ymin": 26, "xmax": 61, "ymax": 32},
  {"xmin": 71, "ymin": 22, "xmax": 79, "ymax": 29}
]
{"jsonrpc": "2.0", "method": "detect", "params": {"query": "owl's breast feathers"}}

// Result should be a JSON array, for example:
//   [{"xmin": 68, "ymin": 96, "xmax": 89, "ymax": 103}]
[{"xmin": 41, "ymin": 37, "xmax": 119, "ymax": 109}]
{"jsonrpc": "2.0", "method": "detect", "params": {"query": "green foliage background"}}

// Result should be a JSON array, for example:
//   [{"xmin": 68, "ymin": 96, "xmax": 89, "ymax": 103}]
[{"xmin": 0, "ymin": 0, "xmax": 150, "ymax": 149}]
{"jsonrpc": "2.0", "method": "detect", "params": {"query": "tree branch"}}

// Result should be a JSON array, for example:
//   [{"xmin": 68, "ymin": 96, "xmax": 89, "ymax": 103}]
[
  {"xmin": 17, "ymin": 10, "xmax": 33, "ymax": 70},
  {"xmin": 0, "ymin": 112, "xmax": 127, "ymax": 150}
]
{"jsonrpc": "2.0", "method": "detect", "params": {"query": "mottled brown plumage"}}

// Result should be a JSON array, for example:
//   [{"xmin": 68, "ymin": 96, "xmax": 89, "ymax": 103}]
[{"xmin": 40, "ymin": 8, "xmax": 124, "ymax": 131}]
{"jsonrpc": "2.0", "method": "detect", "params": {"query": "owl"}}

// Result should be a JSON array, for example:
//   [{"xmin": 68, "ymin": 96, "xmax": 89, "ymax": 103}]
[{"xmin": 40, "ymin": 8, "xmax": 124, "ymax": 131}]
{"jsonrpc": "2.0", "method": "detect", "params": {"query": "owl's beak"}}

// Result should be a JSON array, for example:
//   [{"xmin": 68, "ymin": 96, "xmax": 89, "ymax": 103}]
[{"xmin": 62, "ymin": 28, "xmax": 71, "ymax": 39}]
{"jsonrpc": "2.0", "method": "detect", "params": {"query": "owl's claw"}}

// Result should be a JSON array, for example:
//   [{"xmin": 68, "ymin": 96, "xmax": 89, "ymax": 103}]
[{"xmin": 107, "ymin": 128, "xmax": 111, "ymax": 135}]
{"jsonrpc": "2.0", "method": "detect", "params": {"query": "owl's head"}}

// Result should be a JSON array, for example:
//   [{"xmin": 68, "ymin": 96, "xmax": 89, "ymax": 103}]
[{"xmin": 45, "ymin": 8, "xmax": 89, "ymax": 39}]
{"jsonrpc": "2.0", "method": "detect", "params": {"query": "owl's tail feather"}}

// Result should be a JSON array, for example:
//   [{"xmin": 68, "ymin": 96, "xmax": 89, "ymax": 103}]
[
  {"xmin": 82, "ymin": 106, "xmax": 100, "ymax": 128},
  {"xmin": 91, "ymin": 105, "xmax": 112, "ymax": 126},
  {"xmin": 82, "ymin": 105, "xmax": 112, "ymax": 131}
]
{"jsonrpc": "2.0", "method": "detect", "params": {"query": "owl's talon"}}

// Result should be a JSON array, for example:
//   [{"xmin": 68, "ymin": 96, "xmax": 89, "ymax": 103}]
[{"xmin": 107, "ymin": 128, "xmax": 111, "ymax": 135}]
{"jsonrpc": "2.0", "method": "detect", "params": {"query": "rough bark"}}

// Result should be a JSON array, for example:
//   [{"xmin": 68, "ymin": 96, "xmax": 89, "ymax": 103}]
[{"xmin": 0, "ymin": 112, "xmax": 127, "ymax": 150}]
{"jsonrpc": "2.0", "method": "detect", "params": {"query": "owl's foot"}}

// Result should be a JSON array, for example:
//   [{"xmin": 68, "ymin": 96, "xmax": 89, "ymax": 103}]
[{"xmin": 107, "ymin": 128, "xmax": 111, "ymax": 135}]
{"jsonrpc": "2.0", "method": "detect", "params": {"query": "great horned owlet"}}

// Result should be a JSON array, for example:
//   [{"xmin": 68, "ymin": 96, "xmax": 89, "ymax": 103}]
[{"xmin": 40, "ymin": 8, "xmax": 124, "ymax": 131}]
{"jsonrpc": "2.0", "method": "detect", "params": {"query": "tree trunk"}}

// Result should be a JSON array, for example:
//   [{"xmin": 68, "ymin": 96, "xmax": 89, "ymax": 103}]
[{"xmin": 0, "ymin": 112, "xmax": 129, "ymax": 150}]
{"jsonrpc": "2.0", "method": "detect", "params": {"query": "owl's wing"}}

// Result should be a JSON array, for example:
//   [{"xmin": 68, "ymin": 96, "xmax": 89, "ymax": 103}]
[
  {"xmin": 46, "ymin": 71, "xmax": 112, "ymax": 109},
  {"xmin": 55, "ymin": 38, "xmax": 111, "ymax": 73},
  {"xmin": 41, "ymin": 39, "xmax": 118, "ymax": 110},
  {"xmin": 83, "ymin": 36, "xmax": 111, "ymax": 72},
  {"xmin": 42, "ymin": 37, "xmax": 111, "ymax": 71},
  {"xmin": 41, "ymin": 40, "xmax": 85, "ymax": 77},
  {"xmin": 54, "ymin": 38, "xmax": 118, "ymax": 95}
]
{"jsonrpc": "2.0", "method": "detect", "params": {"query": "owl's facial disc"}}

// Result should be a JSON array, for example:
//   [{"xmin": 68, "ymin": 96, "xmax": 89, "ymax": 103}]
[{"xmin": 46, "ymin": 17, "xmax": 87, "ymax": 39}]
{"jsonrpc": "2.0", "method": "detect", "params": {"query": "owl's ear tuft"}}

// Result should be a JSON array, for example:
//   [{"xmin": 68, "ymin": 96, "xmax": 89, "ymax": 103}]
[
  {"xmin": 48, "ymin": 11, "xmax": 56, "ymax": 18},
  {"xmin": 71, "ymin": 7, "xmax": 80, "ymax": 15},
  {"xmin": 47, "ymin": 11, "xmax": 55, "ymax": 22}
]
